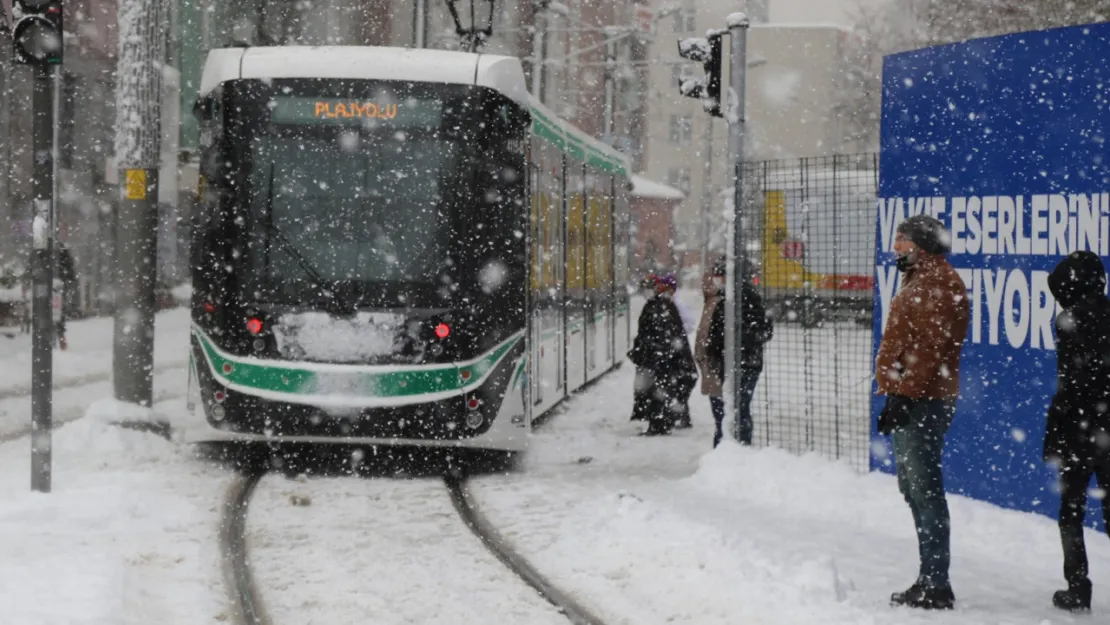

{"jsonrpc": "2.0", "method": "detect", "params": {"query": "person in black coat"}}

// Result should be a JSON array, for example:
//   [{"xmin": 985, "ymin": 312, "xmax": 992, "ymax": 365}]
[
  {"xmin": 630, "ymin": 274, "xmax": 659, "ymax": 423},
  {"xmin": 706, "ymin": 261, "xmax": 772, "ymax": 446},
  {"xmin": 1044, "ymin": 251, "xmax": 1110, "ymax": 612},
  {"xmin": 629, "ymin": 276, "xmax": 697, "ymax": 436}
]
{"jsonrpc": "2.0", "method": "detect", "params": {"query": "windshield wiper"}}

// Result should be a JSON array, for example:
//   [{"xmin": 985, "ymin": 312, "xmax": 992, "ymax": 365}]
[{"xmin": 264, "ymin": 163, "xmax": 356, "ymax": 317}]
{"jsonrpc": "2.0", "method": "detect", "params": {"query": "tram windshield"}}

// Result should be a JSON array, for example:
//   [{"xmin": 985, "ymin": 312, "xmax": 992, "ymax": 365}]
[{"xmin": 223, "ymin": 78, "xmax": 490, "ymax": 306}]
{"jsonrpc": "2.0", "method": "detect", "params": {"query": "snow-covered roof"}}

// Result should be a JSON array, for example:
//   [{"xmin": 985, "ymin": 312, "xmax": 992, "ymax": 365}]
[
  {"xmin": 199, "ymin": 46, "xmax": 529, "ymax": 108},
  {"xmin": 631, "ymin": 174, "xmax": 686, "ymax": 201}
]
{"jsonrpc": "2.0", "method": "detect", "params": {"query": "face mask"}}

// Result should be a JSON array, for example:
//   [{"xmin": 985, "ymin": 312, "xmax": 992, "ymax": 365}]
[
  {"xmin": 895, "ymin": 253, "xmax": 915, "ymax": 273},
  {"xmin": 713, "ymin": 277, "xmax": 725, "ymax": 290}
]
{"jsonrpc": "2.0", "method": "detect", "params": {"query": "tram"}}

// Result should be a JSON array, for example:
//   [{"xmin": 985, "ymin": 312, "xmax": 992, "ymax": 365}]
[{"xmin": 182, "ymin": 45, "xmax": 632, "ymax": 456}]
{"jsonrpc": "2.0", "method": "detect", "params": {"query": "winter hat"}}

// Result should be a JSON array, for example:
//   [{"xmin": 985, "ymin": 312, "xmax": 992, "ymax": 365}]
[
  {"xmin": 655, "ymin": 274, "xmax": 678, "ymax": 290},
  {"xmin": 896, "ymin": 214, "xmax": 950, "ymax": 256},
  {"xmin": 1048, "ymin": 250, "xmax": 1107, "ymax": 308}
]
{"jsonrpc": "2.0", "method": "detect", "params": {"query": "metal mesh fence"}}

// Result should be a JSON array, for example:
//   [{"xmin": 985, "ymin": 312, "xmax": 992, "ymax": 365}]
[{"xmin": 738, "ymin": 153, "xmax": 878, "ymax": 471}]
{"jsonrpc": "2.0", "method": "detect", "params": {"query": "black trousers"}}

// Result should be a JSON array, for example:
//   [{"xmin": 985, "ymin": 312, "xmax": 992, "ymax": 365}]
[{"xmin": 1058, "ymin": 454, "xmax": 1110, "ymax": 587}]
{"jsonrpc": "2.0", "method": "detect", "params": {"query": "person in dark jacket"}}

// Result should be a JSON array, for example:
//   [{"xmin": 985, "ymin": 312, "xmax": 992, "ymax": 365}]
[
  {"xmin": 629, "ymin": 275, "xmax": 697, "ymax": 435},
  {"xmin": 1044, "ymin": 251, "xmax": 1110, "ymax": 612},
  {"xmin": 657, "ymin": 273, "xmax": 695, "ymax": 429},
  {"xmin": 629, "ymin": 274, "xmax": 659, "ymax": 423},
  {"xmin": 705, "ymin": 260, "xmax": 772, "ymax": 447}
]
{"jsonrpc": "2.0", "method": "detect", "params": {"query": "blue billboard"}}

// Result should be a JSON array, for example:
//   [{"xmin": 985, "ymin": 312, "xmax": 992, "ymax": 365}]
[{"xmin": 873, "ymin": 22, "xmax": 1110, "ymax": 529}]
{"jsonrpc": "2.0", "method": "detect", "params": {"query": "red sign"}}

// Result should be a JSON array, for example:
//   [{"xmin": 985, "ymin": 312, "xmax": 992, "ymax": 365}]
[
  {"xmin": 781, "ymin": 241, "xmax": 805, "ymax": 259},
  {"xmin": 634, "ymin": 4, "xmax": 655, "ymax": 34}
]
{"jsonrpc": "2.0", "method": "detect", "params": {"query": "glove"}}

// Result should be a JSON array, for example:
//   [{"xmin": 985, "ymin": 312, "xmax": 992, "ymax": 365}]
[{"xmin": 878, "ymin": 395, "xmax": 914, "ymax": 435}]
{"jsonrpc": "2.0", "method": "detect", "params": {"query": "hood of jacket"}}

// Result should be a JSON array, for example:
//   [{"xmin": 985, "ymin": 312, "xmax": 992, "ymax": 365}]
[{"xmin": 1049, "ymin": 251, "xmax": 1107, "ymax": 308}]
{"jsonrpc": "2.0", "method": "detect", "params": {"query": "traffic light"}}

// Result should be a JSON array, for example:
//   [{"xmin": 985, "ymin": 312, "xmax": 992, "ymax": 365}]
[
  {"xmin": 12, "ymin": 0, "xmax": 63, "ymax": 66},
  {"xmin": 676, "ymin": 32, "xmax": 722, "ymax": 117}
]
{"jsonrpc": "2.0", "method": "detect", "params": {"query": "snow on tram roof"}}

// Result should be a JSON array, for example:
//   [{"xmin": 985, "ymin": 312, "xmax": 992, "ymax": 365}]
[
  {"xmin": 199, "ymin": 45, "xmax": 530, "ymax": 108},
  {"xmin": 198, "ymin": 45, "xmax": 629, "ymax": 176}
]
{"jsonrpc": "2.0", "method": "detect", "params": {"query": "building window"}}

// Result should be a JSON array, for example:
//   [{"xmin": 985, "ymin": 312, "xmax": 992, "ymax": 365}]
[
  {"xmin": 672, "ymin": 8, "xmax": 696, "ymax": 34},
  {"xmin": 669, "ymin": 115, "xmax": 693, "ymax": 145},
  {"xmin": 667, "ymin": 168, "xmax": 691, "ymax": 194}
]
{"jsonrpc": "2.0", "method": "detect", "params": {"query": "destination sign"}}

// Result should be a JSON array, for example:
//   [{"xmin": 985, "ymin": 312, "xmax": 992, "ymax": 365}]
[{"xmin": 269, "ymin": 97, "xmax": 442, "ymax": 126}]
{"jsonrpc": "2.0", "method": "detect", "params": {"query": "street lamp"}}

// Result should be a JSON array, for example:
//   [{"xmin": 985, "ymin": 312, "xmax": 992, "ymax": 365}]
[{"xmin": 446, "ymin": 0, "xmax": 495, "ymax": 52}]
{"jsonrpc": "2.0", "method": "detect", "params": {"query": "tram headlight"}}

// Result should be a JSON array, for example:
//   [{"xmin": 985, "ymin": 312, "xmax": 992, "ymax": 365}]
[
  {"xmin": 465, "ymin": 411, "xmax": 484, "ymax": 429},
  {"xmin": 211, "ymin": 404, "xmax": 226, "ymax": 421}
]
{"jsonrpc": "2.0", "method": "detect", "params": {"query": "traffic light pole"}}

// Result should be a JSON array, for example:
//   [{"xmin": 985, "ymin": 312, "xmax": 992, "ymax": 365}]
[
  {"xmin": 725, "ymin": 13, "xmax": 749, "ymax": 444},
  {"xmin": 30, "ymin": 63, "xmax": 56, "ymax": 493}
]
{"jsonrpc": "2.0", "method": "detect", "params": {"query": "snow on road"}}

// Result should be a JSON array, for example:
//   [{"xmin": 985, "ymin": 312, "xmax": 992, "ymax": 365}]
[
  {"xmin": 247, "ymin": 473, "xmax": 570, "ymax": 625},
  {"xmin": 0, "ymin": 398, "xmax": 232, "ymax": 625},
  {"xmin": 0, "ymin": 308, "xmax": 191, "ymax": 396},
  {"xmin": 0, "ymin": 367, "xmax": 188, "ymax": 441}
]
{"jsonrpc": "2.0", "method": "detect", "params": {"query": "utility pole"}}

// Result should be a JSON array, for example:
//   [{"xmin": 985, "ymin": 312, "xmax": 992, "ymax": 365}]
[
  {"xmin": 698, "ymin": 117, "xmax": 713, "ymax": 275},
  {"xmin": 11, "ymin": 0, "xmax": 64, "ymax": 493},
  {"xmin": 529, "ymin": 5, "xmax": 545, "ymax": 100},
  {"xmin": 724, "ymin": 13, "xmax": 749, "ymax": 443},
  {"xmin": 413, "ymin": 0, "xmax": 427, "ymax": 47},
  {"xmin": 113, "ymin": 0, "xmax": 165, "ymax": 408},
  {"xmin": 602, "ymin": 27, "xmax": 617, "ymax": 143}
]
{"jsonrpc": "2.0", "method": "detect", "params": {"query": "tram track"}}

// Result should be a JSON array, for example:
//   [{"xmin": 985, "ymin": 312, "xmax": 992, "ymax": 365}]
[{"xmin": 223, "ymin": 468, "xmax": 610, "ymax": 625}]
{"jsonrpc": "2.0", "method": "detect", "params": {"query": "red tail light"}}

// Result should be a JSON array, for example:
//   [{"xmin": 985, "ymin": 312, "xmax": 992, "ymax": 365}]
[
  {"xmin": 467, "ymin": 398, "xmax": 480, "ymax": 410},
  {"xmin": 435, "ymin": 323, "xmax": 450, "ymax": 339},
  {"xmin": 246, "ymin": 318, "xmax": 263, "ymax": 335},
  {"xmin": 203, "ymin": 302, "xmax": 216, "ymax": 313}
]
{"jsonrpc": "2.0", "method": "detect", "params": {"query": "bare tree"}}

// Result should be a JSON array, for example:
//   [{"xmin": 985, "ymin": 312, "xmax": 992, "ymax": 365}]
[{"xmin": 834, "ymin": 0, "xmax": 1110, "ymax": 148}]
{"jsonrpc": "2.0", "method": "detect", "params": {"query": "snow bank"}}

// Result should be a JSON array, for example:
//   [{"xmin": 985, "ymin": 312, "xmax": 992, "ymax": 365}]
[
  {"xmin": 85, "ymin": 397, "xmax": 164, "ymax": 427},
  {"xmin": 170, "ymin": 282, "xmax": 192, "ymax": 305},
  {"xmin": 0, "ymin": 399, "xmax": 230, "ymax": 624}
]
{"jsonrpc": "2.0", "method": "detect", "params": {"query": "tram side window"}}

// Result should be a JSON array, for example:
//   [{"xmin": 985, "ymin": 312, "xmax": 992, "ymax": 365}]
[
  {"xmin": 614, "ymin": 180, "xmax": 630, "ymax": 294},
  {"xmin": 530, "ymin": 159, "xmax": 542, "ymax": 296},
  {"xmin": 565, "ymin": 161, "xmax": 585, "ymax": 308},
  {"xmin": 191, "ymin": 89, "xmax": 228, "ymax": 300}
]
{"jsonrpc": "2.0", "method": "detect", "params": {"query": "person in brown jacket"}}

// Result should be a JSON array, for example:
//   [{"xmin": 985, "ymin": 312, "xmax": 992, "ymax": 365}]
[
  {"xmin": 695, "ymin": 265, "xmax": 726, "ymax": 441},
  {"xmin": 875, "ymin": 214, "xmax": 969, "ymax": 611}
]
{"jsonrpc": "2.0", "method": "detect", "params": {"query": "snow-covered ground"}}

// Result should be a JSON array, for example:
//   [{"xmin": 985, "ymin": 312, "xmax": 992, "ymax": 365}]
[
  {"xmin": 4, "ymin": 291, "xmax": 1109, "ymax": 625},
  {"xmin": 0, "ymin": 398, "xmax": 232, "ymax": 625},
  {"xmin": 0, "ymin": 308, "xmax": 191, "ymax": 396},
  {"xmin": 0, "ymin": 308, "xmax": 192, "ymax": 439},
  {"xmin": 469, "ymin": 292, "xmax": 1110, "ymax": 625}
]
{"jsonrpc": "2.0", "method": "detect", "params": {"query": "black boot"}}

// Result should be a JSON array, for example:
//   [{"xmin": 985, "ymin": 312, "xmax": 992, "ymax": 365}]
[
  {"xmin": 1053, "ymin": 579, "xmax": 1092, "ymax": 612},
  {"xmin": 891, "ymin": 581, "xmax": 955, "ymax": 610}
]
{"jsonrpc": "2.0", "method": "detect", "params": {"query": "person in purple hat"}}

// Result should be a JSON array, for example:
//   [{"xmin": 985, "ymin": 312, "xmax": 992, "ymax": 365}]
[{"xmin": 628, "ymin": 272, "xmax": 697, "ymax": 435}]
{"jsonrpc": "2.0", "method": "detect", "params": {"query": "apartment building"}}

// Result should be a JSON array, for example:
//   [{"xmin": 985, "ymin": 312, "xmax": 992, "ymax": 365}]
[{"xmin": 642, "ymin": 0, "xmax": 883, "ymax": 266}]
